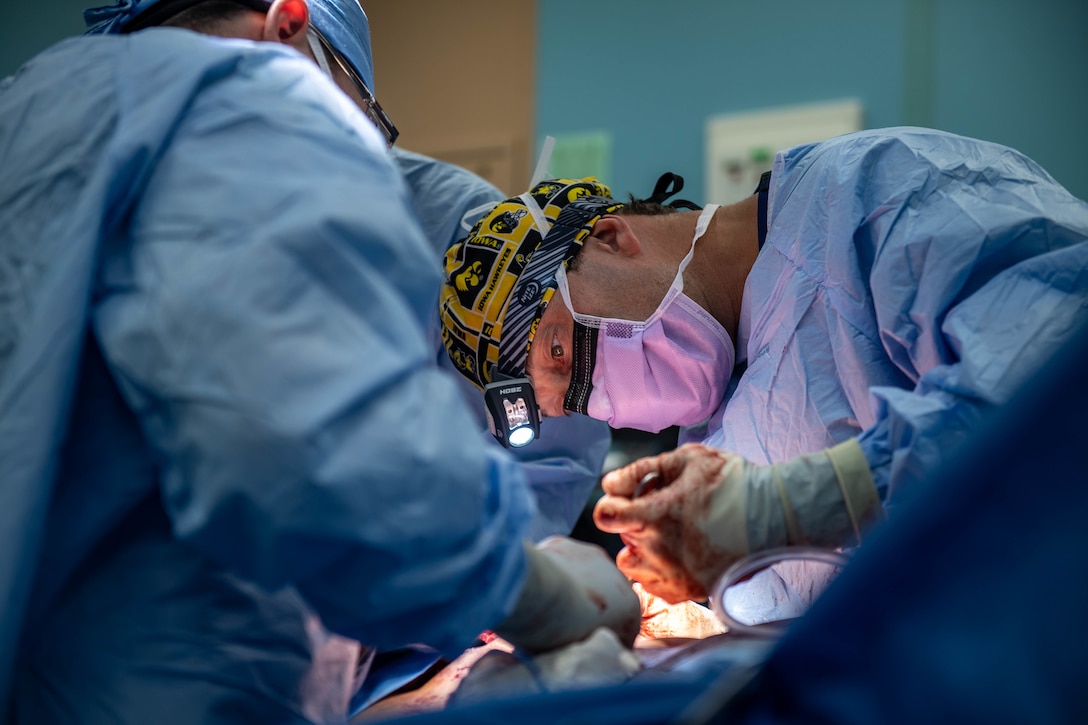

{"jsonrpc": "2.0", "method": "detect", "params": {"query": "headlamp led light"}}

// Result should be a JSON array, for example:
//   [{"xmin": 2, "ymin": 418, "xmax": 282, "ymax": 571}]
[{"xmin": 483, "ymin": 376, "xmax": 541, "ymax": 448}]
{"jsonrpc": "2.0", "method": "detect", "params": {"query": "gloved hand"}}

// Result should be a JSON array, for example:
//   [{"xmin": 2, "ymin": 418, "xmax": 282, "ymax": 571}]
[
  {"xmin": 494, "ymin": 536, "xmax": 641, "ymax": 653},
  {"xmin": 593, "ymin": 440, "xmax": 882, "ymax": 603}
]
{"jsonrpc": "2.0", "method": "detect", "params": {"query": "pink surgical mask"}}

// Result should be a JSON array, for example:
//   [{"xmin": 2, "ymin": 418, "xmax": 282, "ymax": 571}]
[{"xmin": 556, "ymin": 205, "xmax": 735, "ymax": 433}]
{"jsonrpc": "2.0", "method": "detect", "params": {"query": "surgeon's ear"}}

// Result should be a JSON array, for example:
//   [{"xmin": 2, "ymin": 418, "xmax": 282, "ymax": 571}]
[
  {"xmin": 263, "ymin": 0, "xmax": 310, "ymax": 49},
  {"xmin": 588, "ymin": 215, "xmax": 642, "ymax": 258}
]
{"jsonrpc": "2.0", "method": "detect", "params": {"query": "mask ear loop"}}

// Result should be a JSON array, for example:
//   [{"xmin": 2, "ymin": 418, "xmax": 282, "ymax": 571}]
[{"xmin": 669, "ymin": 203, "xmax": 719, "ymax": 290}]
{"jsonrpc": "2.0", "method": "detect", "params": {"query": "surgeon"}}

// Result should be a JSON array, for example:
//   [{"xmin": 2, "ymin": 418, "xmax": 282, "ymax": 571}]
[
  {"xmin": 438, "ymin": 128, "xmax": 1088, "ymax": 605},
  {"xmin": 0, "ymin": 1, "xmax": 640, "ymax": 723}
]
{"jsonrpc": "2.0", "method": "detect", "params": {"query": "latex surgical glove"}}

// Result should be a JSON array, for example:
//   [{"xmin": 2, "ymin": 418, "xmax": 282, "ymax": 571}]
[
  {"xmin": 593, "ymin": 440, "xmax": 882, "ymax": 604},
  {"xmin": 494, "ymin": 537, "xmax": 641, "ymax": 654}
]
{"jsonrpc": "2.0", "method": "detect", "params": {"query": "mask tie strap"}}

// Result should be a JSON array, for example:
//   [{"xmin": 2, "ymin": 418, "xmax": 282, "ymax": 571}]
[
  {"xmin": 529, "ymin": 136, "xmax": 556, "ymax": 189},
  {"xmin": 307, "ymin": 29, "xmax": 335, "ymax": 78},
  {"xmin": 460, "ymin": 201, "xmax": 497, "ymax": 233},
  {"xmin": 518, "ymin": 193, "xmax": 551, "ymax": 237}
]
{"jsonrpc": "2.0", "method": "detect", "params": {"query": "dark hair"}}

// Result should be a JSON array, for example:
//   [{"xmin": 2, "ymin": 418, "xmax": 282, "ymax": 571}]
[
  {"xmin": 617, "ymin": 195, "xmax": 681, "ymax": 216},
  {"xmin": 158, "ymin": 0, "xmax": 257, "ymax": 32}
]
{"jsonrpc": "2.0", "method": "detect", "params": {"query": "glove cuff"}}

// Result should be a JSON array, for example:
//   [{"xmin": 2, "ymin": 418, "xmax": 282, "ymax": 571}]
[
  {"xmin": 747, "ymin": 439, "xmax": 882, "ymax": 550},
  {"xmin": 825, "ymin": 438, "xmax": 883, "ymax": 542}
]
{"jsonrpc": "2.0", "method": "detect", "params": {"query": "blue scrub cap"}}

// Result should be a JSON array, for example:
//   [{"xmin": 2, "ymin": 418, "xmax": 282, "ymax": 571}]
[{"xmin": 83, "ymin": 0, "xmax": 376, "ymax": 92}]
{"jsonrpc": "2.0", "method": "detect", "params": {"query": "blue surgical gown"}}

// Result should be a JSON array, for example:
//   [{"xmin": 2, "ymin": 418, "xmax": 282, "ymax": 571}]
[
  {"xmin": 392, "ymin": 147, "xmax": 612, "ymax": 540},
  {"xmin": 685, "ymin": 127, "xmax": 1088, "ymax": 506},
  {"xmin": 0, "ymin": 30, "xmax": 535, "ymax": 723}
]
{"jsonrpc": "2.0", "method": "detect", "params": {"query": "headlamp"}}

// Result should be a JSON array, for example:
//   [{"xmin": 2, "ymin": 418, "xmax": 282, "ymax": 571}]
[{"xmin": 483, "ymin": 376, "xmax": 541, "ymax": 448}]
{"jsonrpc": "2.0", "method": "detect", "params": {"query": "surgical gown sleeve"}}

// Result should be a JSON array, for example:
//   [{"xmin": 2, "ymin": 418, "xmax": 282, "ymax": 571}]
[
  {"xmin": 391, "ymin": 147, "xmax": 612, "ymax": 539},
  {"xmin": 92, "ymin": 44, "xmax": 535, "ymax": 655},
  {"xmin": 785, "ymin": 131, "xmax": 1088, "ymax": 504}
]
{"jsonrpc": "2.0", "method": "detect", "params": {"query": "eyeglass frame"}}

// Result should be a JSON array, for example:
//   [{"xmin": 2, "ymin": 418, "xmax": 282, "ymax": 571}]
[{"xmin": 308, "ymin": 25, "xmax": 399, "ymax": 147}]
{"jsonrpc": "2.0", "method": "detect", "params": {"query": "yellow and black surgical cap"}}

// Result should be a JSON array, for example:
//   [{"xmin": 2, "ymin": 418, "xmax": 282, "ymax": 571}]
[{"xmin": 439, "ymin": 178, "xmax": 623, "ymax": 389}]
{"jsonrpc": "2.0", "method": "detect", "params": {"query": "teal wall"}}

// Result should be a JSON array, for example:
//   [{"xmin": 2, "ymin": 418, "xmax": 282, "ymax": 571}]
[
  {"xmin": 536, "ymin": 0, "xmax": 1088, "ymax": 203},
  {"xmin": 1, "ymin": 0, "xmax": 90, "ymax": 77}
]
